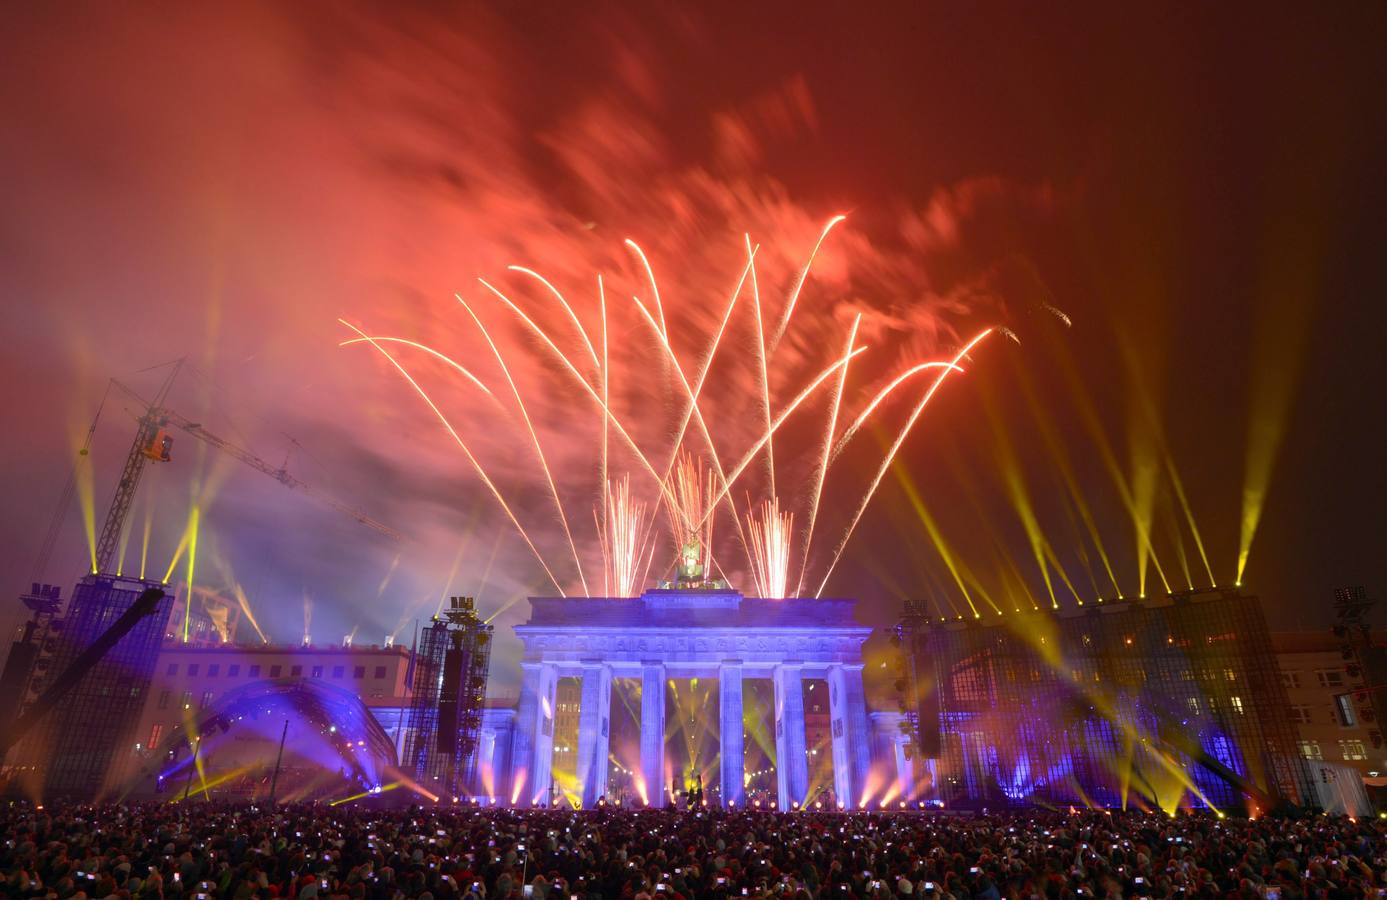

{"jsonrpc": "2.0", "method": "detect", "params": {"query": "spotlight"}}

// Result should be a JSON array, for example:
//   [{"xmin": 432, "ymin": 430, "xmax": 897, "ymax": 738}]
[{"xmin": 791, "ymin": 800, "xmax": 800, "ymax": 810}]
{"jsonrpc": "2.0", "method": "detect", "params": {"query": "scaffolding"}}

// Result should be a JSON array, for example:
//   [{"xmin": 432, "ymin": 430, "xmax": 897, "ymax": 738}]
[
  {"xmin": 402, "ymin": 596, "xmax": 493, "ymax": 797},
  {"xmin": 903, "ymin": 588, "xmax": 1314, "ymax": 810},
  {"xmin": 12, "ymin": 574, "xmax": 174, "ymax": 799}
]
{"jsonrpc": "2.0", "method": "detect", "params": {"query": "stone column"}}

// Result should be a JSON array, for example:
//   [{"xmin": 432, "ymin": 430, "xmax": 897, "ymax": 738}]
[
  {"xmin": 575, "ymin": 662, "xmax": 612, "ymax": 807},
  {"xmin": 528, "ymin": 663, "xmax": 559, "ymax": 805},
  {"xmin": 828, "ymin": 664, "xmax": 873, "ymax": 807},
  {"xmin": 511, "ymin": 663, "xmax": 540, "ymax": 806},
  {"xmin": 719, "ymin": 662, "xmax": 745, "ymax": 807},
  {"xmin": 640, "ymin": 663, "xmax": 666, "ymax": 806},
  {"xmin": 773, "ymin": 663, "xmax": 808, "ymax": 808}
]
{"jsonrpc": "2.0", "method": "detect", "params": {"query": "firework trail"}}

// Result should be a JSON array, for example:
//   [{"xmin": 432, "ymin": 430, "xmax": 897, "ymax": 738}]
[
  {"xmin": 339, "ymin": 319, "xmax": 567, "ymax": 594},
  {"xmin": 746, "ymin": 497, "xmax": 793, "ymax": 599},
  {"xmin": 745, "ymin": 234, "xmax": 777, "ymax": 497},
  {"xmin": 508, "ymin": 266, "xmax": 600, "ymax": 372},
  {"xmin": 795, "ymin": 313, "xmax": 860, "ymax": 597},
  {"xmin": 815, "ymin": 328, "xmax": 994, "ymax": 597},
  {"xmin": 457, "ymin": 293, "xmax": 590, "ymax": 596},
  {"xmin": 769, "ymin": 215, "xmax": 847, "ymax": 352},
  {"xmin": 338, "ymin": 336, "xmax": 494, "ymax": 399}
]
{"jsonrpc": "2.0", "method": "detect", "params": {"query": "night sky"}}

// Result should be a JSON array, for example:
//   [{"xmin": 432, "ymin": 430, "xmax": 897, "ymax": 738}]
[{"xmin": 2, "ymin": 3, "xmax": 1384, "ymax": 694}]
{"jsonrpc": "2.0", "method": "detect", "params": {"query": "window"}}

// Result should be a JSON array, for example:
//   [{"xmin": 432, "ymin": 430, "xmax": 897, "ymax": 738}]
[
  {"xmin": 166, "ymin": 663, "xmax": 178, "ymax": 676},
  {"xmin": 269, "ymin": 665, "xmax": 282, "ymax": 677},
  {"xmin": 1281, "ymin": 671, "xmax": 1302, "ymax": 689},
  {"xmin": 353, "ymin": 666, "xmax": 366, "ymax": 678},
  {"xmin": 149, "ymin": 723, "xmax": 163, "ymax": 748},
  {"xmin": 1291, "ymin": 705, "xmax": 1313, "ymax": 724},
  {"xmin": 207, "ymin": 664, "xmax": 219, "ymax": 678},
  {"xmin": 312, "ymin": 665, "xmax": 324, "ymax": 678},
  {"xmin": 1223, "ymin": 668, "xmax": 1236, "ymax": 682},
  {"xmin": 1317, "ymin": 670, "xmax": 1345, "ymax": 688},
  {"xmin": 187, "ymin": 664, "xmax": 199, "ymax": 677},
  {"xmin": 180, "ymin": 690, "xmax": 193, "ymax": 709},
  {"xmin": 157, "ymin": 690, "xmax": 171, "ymax": 710},
  {"xmin": 1340, "ymin": 739, "xmax": 1367, "ymax": 761},
  {"xmin": 1230, "ymin": 696, "xmax": 1245, "ymax": 715},
  {"xmin": 1298, "ymin": 740, "xmax": 1322, "ymax": 760},
  {"xmin": 332, "ymin": 666, "xmax": 345, "ymax": 678},
  {"xmin": 1336, "ymin": 695, "xmax": 1358, "ymax": 727},
  {"xmin": 374, "ymin": 666, "xmax": 387, "ymax": 679},
  {"xmin": 1186, "ymin": 697, "xmax": 1200, "ymax": 715},
  {"xmin": 228, "ymin": 664, "xmax": 240, "ymax": 677},
  {"xmin": 290, "ymin": 665, "xmax": 302, "ymax": 677},
  {"xmin": 249, "ymin": 665, "xmax": 262, "ymax": 678},
  {"xmin": 200, "ymin": 691, "xmax": 214, "ymax": 709}
]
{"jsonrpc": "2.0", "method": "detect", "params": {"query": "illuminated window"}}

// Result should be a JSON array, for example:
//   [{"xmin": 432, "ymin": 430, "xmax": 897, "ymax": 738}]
[
  {"xmin": 1298, "ymin": 740, "xmax": 1322, "ymax": 760},
  {"xmin": 180, "ymin": 690, "xmax": 192, "ymax": 709},
  {"xmin": 148, "ymin": 723, "xmax": 163, "ymax": 748},
  {"xmin": 1290, "ymin": 705, "xmax": 1313, "ymax": 724},
  {"xmin": 1340, "ymin": 739, "xmax": 1367, "ymax": 761},
  {"xmin": 1231, "ymin": 696, "xmax": 1245, "ymax": 715},
  {"xmin": 1335, "ymin": 695, "xmax": 1357, "ymax": 727},
  {"xmin": 200, "ymin": 691, "xmax": 213, "ymax": 709},
  {"xmin": 1224, "ymin": 669, "xmax": 1236, "ymax": 682}
]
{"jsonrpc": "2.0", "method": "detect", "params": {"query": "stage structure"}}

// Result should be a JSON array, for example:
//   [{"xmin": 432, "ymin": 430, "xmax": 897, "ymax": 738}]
[
  {"xmin": 8, "ymin": 574, "xmax": 174, "ymax": 799},
  {"xmin": 403, "ymin": 596, "xmax": 494, "ymax": 799},
  {"xmin": 895, "ymin": 586, "xmax": 1316, "ymax": 811},
  {"xmin": 510, "ymin": 588, "xmax": 873, "ymax": 809}
]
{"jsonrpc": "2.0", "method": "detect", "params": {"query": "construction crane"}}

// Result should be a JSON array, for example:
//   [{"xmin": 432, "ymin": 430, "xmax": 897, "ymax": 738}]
[{"xmin": 89, "ymin": 371, "xmax": 400, "ymax": 575}]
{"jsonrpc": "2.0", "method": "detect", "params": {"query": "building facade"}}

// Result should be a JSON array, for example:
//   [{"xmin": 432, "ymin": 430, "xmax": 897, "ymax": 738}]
[
  {"xmin": 897, "ymin": 587, "xmax": 1316, "ymax": 811},
  {"xmin": 1273, "ymin": 630, "xmax": 1387, "ymax": 779}
]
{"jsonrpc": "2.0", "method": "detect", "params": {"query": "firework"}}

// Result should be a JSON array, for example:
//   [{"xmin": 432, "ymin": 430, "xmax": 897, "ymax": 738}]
[
  {"xmin": 746, "ymin": 497, "xmax": 793, "ymax": 600},
  {"xmin": 664, "ymin": 452, "xmax": 717, "ymax": 581},
  {"xmin": 345, "ymin": 220, "xmax": 991, "ymax": 598},
  {"xmin": 597, "ymin": 476, "xmax": 650, "ymax": 598}
]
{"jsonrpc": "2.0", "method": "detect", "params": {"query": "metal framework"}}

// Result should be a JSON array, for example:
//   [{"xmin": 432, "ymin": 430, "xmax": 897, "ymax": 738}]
[
  {"xmin": 15, "ymin": 574, "xmax": 174, "ymax": 799},
  {"xmin": 904, "ymin": 587, "xmax": 1314, "ymax": 810},
  {"xmin": 402, "ymin": 596, "xmax": 493, "ymax": 797}
]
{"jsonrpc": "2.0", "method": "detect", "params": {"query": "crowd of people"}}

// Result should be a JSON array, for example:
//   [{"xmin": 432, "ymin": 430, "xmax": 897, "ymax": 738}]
[{"xmin": 2, "ymin": 802, "xmax": 1384, "ymax": 899}]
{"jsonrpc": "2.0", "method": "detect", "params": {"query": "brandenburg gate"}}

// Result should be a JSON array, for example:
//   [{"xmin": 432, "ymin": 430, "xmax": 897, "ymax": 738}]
[{"xmin": 509, "ymin": 588, "xmax": 874, "ymax": 809}]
